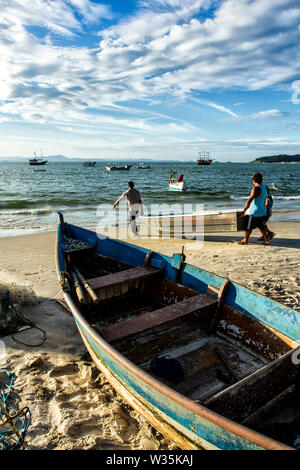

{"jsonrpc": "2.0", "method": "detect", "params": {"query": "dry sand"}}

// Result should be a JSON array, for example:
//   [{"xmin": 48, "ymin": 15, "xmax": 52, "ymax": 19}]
[{"xmin": 0, "ymin": 221, "xmax": 299, "ymax": 450}]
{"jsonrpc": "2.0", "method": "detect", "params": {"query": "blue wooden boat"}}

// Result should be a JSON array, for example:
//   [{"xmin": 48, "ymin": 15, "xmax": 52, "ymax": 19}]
[{"xmin": 56, "ymin": 213, "xmax": 300, "ymax": 450}]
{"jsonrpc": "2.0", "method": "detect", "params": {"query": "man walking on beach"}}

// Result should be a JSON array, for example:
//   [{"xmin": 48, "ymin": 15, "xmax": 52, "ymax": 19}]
[
  {"xmin": 113, "ymin": 181, "xmax": 143, "ymax": 236},
  {"xmin": 238, "ymin": 172, "xmax": 270, "ymax": 245}
]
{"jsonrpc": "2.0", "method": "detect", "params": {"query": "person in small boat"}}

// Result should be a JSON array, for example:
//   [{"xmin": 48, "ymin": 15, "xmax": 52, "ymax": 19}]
[
  {"xmin": 237, "ymin": 172, "xmax": 270, "ymax": 245},
  {"xmin": 113, "ymin": 181, "xmax": 143, "ymax": 235},
  {"xmin": 177, "ymin": 174, "xmax": 184, "ymax": 182}
]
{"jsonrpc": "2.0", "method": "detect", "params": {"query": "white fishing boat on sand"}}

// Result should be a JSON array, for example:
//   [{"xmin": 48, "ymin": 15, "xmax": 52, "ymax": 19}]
[{"xmin": 141, "ymin": 209, "xmax": 247, "ymax": 236}]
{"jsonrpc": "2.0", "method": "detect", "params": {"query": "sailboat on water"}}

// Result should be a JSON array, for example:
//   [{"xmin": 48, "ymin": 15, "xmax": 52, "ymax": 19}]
[
  {"xmin": 196, "ymin": 151, "xmax": 214, "ymax": 166},
  {"xmin": 29, "ymin": 151, "xmax": 47, "ymax": 166}
]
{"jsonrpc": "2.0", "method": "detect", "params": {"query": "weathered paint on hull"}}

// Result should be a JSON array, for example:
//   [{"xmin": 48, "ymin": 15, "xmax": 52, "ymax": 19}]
[
  {"xmin": 57, "ymin": 221, "xmax": 299, "ymax": 450},
  {"xmin": 65, "ymin": 223, "xmax": 300, "ymax": 344},
  {"xmin": 65, "ymin": 297, "xmax": 273, "ymax": 451},
  {"xmin": 77, "ymin": 321, "xmax": 205, "ymax": 450}
]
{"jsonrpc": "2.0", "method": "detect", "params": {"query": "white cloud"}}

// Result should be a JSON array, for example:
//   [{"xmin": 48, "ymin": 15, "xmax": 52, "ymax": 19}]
[
  {"xmin": 228, "ymin": 109, "xmax": 288, "ymax": 121},
  {"xmin": 0, "ymin": 0, "xmax": 299, "ymax": 135}
]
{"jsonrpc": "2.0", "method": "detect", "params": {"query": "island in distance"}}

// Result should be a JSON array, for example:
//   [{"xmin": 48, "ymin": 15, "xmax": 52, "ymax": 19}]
[{"xmin": 251, "ymin": 154, "xmax": 300, "ymax": 163}]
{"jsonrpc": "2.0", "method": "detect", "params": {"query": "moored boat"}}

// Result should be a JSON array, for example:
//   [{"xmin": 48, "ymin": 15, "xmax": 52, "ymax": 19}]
[
  {"xmin": 56, "ymin": 213, "xmax": 300, "ymax": 450},
  {"xmin": 29, "ymin": 151, "xmax": 47, "ymax": 166},
  {"xmin": 138, "ymin": 163, "xmax": 151, "ymax": 169},
  {"xmin": 106, "ymin": 163, "xmax": 131, "ymax": 171},
  {"xmin": 196, "ymin": 151, "xmax": 213, "ymax": 166},
  {"xmin": 83, "ymin": 160, "xmax": 96, "ymax": 167}
]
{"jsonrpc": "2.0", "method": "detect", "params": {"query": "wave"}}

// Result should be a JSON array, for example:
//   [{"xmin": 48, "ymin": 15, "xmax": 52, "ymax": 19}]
[
  {"xmin": 0, "ymin": 208, "xmax": 55, "ymax": 216},
  {"xmin": 0, "ymin": 199, "xmax": 102, "ymax": 210},
  {"xmin": 273, "ymin": 195, "xmax": 300, "ymax": 200},
  {"xmin": 230, "ymin": 195, "xmax": 300, "ymax": 201}
]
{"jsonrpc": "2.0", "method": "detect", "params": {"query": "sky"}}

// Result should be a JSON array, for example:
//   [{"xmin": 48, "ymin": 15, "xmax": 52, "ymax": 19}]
[{"xmin": 0, "ymin": 0, "xmax": 300, "ymax": 162}]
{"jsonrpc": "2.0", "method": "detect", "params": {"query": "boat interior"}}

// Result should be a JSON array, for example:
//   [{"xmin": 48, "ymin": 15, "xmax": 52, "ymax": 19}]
[{"xmin": 63, "ymin": 243, "xmax": 300, "ymax": 449}]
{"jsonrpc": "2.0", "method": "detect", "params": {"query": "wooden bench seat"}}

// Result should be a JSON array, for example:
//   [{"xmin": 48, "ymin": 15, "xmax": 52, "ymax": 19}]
[
  {"xmin": 101, "ymin": 294, "xmax": 217, "ymax": 343},
  {"xmin": 88, "ymin": 266, "xmax": 162, "ymax": 291}
]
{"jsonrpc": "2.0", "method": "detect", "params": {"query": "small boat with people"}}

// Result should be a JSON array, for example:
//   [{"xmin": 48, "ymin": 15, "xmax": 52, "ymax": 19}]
[
  {"xmin": 29, "ymin": 151, "xmax": 47, "ymax": 166},
  {"xmin": 106, "ymin": 163, "xmax": 132, "ymax": 172},
  {"xmin": 56, "ymin": 213, "xmax": 300, "ymax": 450},
  {"xmin": 169, "ymin": 171, "xmax": 186, "ymax": 191},
  {"xmin": 83, "ymin": 160, "xmax": 96, "ymax": 167}
]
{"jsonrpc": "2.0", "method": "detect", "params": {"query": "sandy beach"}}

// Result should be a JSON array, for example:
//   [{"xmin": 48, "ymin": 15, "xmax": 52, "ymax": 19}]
[{"xmin": 0, "ymin": 221, "xmax": 299, "ymax": 450}]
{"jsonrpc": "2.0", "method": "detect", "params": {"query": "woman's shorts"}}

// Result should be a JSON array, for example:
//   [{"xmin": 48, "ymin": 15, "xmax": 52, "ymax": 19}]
[{"xmin": 246, "ymin": 215, "xmax": 267, "ymax": 230}]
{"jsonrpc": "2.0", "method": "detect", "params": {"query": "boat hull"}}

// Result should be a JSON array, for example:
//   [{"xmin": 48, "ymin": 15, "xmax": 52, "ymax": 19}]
[
  {"xmin": 56, "ymin": 219, "xmax": 300, "ymax": 450},
  {"xmin": 196, "ymin": 160, "xmax": 213, "ymax": 165},
  {"xmin": 106, "ymin": 166, "xmax": 131, "ymax": 171},
  {"xmin": 141, "ymin": 209, "xmax": 248, "ymax": 235},
  {"xmin": 29, "ymin": 161, "xmax": 47, "ymax": 165},
  {"xmin": 169, "ymin": 181, "xmax": 186, "ymax": 191},
  {"xmin": 62, "ymin": 289, "xmax": 285, "ymax": 451}
]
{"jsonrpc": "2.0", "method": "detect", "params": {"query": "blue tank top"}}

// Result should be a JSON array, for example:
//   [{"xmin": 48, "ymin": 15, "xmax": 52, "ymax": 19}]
[{"xmin": 248, "ymin": 184, "xmax": 267, "ymax": 217}]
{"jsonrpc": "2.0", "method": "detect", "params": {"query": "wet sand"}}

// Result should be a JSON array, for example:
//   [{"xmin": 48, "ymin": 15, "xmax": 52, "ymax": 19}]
[{"xmin": 0, "ymin": 221, "xmax": 299, "ymax": 449}]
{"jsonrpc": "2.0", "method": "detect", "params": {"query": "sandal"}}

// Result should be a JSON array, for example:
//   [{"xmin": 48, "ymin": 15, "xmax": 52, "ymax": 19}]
[
  {"xmin": 263, "ymin": 241, "xmax": 271, "ymax": 245},
  {"xmin": 258, "ymin": 232, "xmax": 276, "ymax": 242},
  {"xmin": 237, "ymin": 240, "xmax": 248, "ymax": 245}
]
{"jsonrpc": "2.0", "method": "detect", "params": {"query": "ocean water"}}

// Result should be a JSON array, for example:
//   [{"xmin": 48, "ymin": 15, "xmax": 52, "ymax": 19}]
[{"xmin": 0, "ymin": 161, "xmax": 299, "ymax": 237}]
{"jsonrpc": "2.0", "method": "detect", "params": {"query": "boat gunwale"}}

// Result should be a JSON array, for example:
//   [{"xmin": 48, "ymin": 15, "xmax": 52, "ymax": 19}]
[{"xmin": 55, "ymin": 223, "xmax": 295, "ymax": 450}]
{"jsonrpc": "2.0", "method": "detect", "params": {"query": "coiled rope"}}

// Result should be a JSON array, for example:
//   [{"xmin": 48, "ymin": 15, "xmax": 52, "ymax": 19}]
[{"xmin": 0, "ymin": 369, "xmax": 31, "ymax": 450}]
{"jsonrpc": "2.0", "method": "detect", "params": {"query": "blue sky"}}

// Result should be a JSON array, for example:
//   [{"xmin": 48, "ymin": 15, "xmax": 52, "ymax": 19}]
[{"xmin": 0, "ymin": 0, "xmax": 300, "ymax": 161}]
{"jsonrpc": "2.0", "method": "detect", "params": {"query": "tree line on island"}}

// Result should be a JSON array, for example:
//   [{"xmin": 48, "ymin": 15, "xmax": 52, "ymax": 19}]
[{"xmin": 251, "ymin": 154, "xmax": 300, "ymax": 163}]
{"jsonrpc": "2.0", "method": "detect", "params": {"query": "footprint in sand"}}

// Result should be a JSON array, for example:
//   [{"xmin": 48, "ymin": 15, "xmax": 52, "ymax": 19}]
[
  {"xmin": 49, "ymin": 363, "xmax": 79, "ymax": 378},
  {"xmin": 55, "ymin": 389, "xmax": 84, "ymax": 403},
  {"xmin": 66, "ymin": 418, "xmax": 102, "ymax": 439}
]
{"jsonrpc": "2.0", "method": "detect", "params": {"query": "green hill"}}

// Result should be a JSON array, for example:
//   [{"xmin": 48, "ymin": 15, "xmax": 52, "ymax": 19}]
[{"xmin": 251, "ymin": 154, "xmax": 300, "ymax": 163}]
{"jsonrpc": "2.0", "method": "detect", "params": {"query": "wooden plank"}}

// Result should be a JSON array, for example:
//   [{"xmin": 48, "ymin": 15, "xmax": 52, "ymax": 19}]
[
  {"xmin": 174, "ymin": 365, "xmax": 224, "ymax": 397},
  {"xmin": 204, "ymin": 349, "xmax": 298, "ymax": 422},
  {"xmin": 101, "ymin": 294, "xmax": 217, "ymax": 343},
  {"xmin": 241, "ymin": 385, "xmax": 295, "ymax": 427},
  {"xmin": 88, "ymin": 266, "xmax": 162, "ymax": 291},
  {"xmin": 214, "ymin": 347, "xmax": 240, "ymax": 381},
  {"xmin": 208, "ymin": 279, "xmax": 231, "ymax": 334}
]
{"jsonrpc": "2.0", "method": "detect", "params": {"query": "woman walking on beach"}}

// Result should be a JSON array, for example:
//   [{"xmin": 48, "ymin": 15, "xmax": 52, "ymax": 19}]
[{"xmin": 238, "ymin": 172, "xmax": 270, "ymax": 245}]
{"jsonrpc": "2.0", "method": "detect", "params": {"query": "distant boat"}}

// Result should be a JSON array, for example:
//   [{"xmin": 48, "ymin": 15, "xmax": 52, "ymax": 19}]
[
  {"xmin": 83, "ymin": 161, "xmax": 96, "ymax": 167},
  {"xmin": 106, "ymin": 163, "xmax": 132, "ymax": 172},
  {"xmin": 29, "ymin": 151, "xmax": 47, "ymax": 166},
  {"xmin": 169, "ymin": 171, "xmax": 186, "ymax": 191},
  {"xmin": 137, "ymin": 163, "xmax": 151, "ymax": 169},
  {"xmin": 196, "ymin": 151, "xmax": 214, "ymax": 166}
]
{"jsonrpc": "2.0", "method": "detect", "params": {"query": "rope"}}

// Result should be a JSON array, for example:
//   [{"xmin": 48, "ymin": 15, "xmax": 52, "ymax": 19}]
[
  {"xmin": 0, "ymin": 369, "xmax": 31, "ymax": 450},
  {"xmin": 6, "ymin": 292, "xmax": 47, "ymax": 348}
]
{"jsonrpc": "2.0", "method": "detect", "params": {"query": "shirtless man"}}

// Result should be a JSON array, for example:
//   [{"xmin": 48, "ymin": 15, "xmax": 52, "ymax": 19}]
[{"xmin": 113, "ymin": 181, "xmax": 143, "ymax": 235}]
